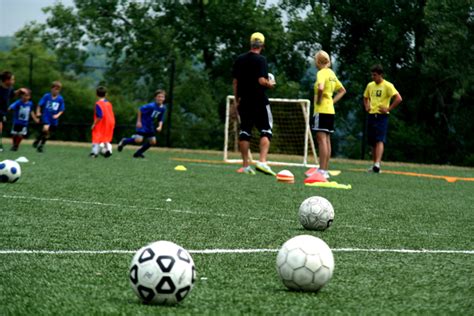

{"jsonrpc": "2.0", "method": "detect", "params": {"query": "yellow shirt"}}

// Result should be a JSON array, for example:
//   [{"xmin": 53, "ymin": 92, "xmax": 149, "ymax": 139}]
[
  {"xmin": 314, "ymin": 68, "xmax": 343, "ymax": 114},
  {"xmin": 364, "ymin": 80, "xmax": 399, "ymax": 114}
]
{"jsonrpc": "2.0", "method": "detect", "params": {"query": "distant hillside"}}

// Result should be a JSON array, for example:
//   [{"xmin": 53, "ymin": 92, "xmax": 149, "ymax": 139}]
[{"xmin": 0, "ymin": 36, "xmax": 15, "ymax": 51}]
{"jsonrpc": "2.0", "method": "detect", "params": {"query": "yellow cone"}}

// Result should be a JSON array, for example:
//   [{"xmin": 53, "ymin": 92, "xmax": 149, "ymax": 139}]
[{"xmin": 174, "ymin": 165, "xmax": 187, "ymax": 171}]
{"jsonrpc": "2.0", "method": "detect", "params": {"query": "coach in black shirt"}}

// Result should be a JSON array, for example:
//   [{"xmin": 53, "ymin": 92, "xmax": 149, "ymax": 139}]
[{"xmin": 232, "ymin": 32, "xmax": 276, "ymax": 176}]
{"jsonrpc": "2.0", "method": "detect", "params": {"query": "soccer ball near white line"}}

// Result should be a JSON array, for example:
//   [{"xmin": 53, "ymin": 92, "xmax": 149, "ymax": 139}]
[
  {"xmin": 298, "ymin": 196, "xmax": 334, "ymax": 231},
  {"xmin": 0, "ymin": 160, "xmax": 21, "ymax": 183},
  {"xmin": 276, "ymin": 235, "xmax": 334, "ymax": 292},
  {"xmin": 129, "ymin": 241, "xmax": 196, "ymax": 305}
]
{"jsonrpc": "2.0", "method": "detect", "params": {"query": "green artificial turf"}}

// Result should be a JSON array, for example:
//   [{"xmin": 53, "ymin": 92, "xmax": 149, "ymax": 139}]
[{"xmin": 1, "ymin": 144, "xmax": 473, "ymax": 314}]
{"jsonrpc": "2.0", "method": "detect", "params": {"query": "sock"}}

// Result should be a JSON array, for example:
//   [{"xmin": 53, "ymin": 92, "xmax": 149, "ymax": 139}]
[
  {"xmin": 105, "ymin": 142, "xmax": 112, "ymax": 153},
  {"xmin": 92, "ymin": 144, "xmax": 100, "ymax": 155},
  {"xmin": 14, "ymin": 136, "xmax": 23, "ymax": 147},
  {"xmin": 135, "ymin": 142, "xmax": 151, "ymax": 155},
  {"xmin": 39, "ymin": 131, "xmax": 48, "ymax": 146},
  {"xmin": 123, "ymin": 137, "xmax": 136, "ymax": 145},
  {"xmin": 374, "ymin": 162, "xmax": 381, "ymax": 168}
]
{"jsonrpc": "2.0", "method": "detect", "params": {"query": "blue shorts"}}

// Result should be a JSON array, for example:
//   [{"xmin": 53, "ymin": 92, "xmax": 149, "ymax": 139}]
[
  {"xmin": 42, "ymin": 114, "xmax": 59, "ymax": 126},
  {"xmin": 368, "ymin": 114, "xmax": 389, "ymax": 146}
]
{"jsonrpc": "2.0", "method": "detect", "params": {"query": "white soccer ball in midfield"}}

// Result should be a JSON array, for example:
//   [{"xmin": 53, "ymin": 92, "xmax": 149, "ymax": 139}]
[
  {"xmin": 299, "ymin": 196, "xmax": 334, "ymax": 231},
  {"xmin": 0, "ymin": 160, "xmax": 21, "ymax": 183},
  {"xmin": 129, "ymin": 241, "xmax": 196, "ymax": 305},
  {"xmin": 276, "ymin": 235, "xmax": 334, "ymax": 292}
]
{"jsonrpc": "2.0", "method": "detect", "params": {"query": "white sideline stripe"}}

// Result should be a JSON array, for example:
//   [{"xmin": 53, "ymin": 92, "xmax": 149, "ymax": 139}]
[{"xmin": 0, "ymin": 248, "xmax": 473, "ymax": 255}]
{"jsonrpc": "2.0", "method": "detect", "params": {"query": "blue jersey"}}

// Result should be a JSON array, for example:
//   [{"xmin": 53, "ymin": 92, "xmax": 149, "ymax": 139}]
[
  {"xmin": 39, "ymin": 93, "xmax": 65, "ymax": 126},
  {"xmin": 9, "ymin": 100, "xmax": 34, "ymax": 126},
  {"xmin": 137, "ymin": 102, "xmax": 166, "ymax": 134}
]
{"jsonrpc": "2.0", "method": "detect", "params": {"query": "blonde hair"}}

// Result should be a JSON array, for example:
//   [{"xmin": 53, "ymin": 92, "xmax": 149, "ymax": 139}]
[{"xmin": 315, "ymin": 50, "xmax": 331, "ymax": 69}]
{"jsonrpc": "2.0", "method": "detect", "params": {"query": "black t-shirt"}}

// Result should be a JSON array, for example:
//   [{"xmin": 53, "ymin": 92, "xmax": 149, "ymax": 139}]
[
  {"xmin": 232, "ymin": 51, "xmax": 269, "ymax": 104},
  {"xmin": 0, "ymin": 86, "xmax": 14, "ymax": 114}
]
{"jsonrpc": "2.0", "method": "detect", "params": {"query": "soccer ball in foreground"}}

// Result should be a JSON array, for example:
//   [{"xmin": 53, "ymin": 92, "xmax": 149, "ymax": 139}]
[
  {"xmin": 129, "ymin": 241, "xmax": 196, "ymax": 305},
  {"xmin": 0, "ymin": 160, "xmax": 21, "ymax": 183},
  {"xmin": 276, "ymin": 235, "xmax": 334, "ymax": 292},
  {"xmin": 298, "ymin": 196, "xmax": 334, "ymax": 231}
]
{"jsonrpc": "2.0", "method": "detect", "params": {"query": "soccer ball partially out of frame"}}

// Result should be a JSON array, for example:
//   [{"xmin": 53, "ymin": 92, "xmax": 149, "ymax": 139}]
[
  {"xmin": 298, "ymin": 196, "xmax": 334, "ymax": 231},
  {"xmin": 0, "ymin": 160, "xmax": 21, "ymax": 183},
  {"xmin": 276, "ymin": 235, "xmax": 334, "ymax": 292},
  {"xmin": 129, "ymin": 241, "xmax": 196, "ymax": 305}
]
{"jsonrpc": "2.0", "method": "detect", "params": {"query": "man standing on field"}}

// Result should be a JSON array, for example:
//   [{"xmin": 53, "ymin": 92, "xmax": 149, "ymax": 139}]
[
  {"xmin": 232, "ymin": 32, "xmax": 276, "ymax": 176},
  {"xmin": 363, "ymin": 64, "xmax": 402, "ymax": 173}
]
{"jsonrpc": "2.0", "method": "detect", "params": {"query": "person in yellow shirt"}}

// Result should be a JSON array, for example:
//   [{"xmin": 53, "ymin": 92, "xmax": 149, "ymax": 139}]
[
  {"xmin": 310, "ymin": 50, "xmax": 346, "ymax": 179},
  {"xmin": 363, "ymin": 64, "xmax": 402, "ymax": 173}
]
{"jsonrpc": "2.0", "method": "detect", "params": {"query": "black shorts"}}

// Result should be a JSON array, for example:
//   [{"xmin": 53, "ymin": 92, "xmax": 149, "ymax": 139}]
[
  {"xmin": 368, "ymin": 114, "xmax": 389, "ymax": 146},
  {"xmin": 238, "ymin": 100, "xmax": 273, "ymax": 141},
  {"xmin": 312, "ymin": 113, "xmax": 334, "ymax": 133},
  {"xmin": 11, "ymin": 124, "xmax": 28, "ymax": 136}
]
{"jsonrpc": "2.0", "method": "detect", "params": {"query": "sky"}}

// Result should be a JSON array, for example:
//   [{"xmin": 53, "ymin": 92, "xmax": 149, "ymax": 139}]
[{"xmin": 0, "ymin": 0, "xmax": 74, "ymax": 36}]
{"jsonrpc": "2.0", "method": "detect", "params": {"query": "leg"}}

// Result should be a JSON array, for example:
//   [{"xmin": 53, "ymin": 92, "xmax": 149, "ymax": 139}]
[
  {"xmin": 118, "ymin": 135, "xmax": 139, "ymax": 152},
  {"xmin": 239, "ymin": 140, "xmax": 251, "ymax": 168},
  {"xmin": 374, "ymin": 141, "xmax": 384, "ymax": 164},
  {"xmin": 37, "ymin": 125, "xmax": 50, "ymax": 152},
  {"xmin": 259, "ymin": 136, "xmax": 270, "ymax": 163},
  {"xmin": 91, "ymin": 143, "xmax": 100, "ymax": 157},
  {"xmin": 317, "ymin": 132, "xmax": 329, "ymax": 170},
  {"xmin": 133, "ymin": 137, "xmax": 154, "ymax": 158},
  {"xmin": 325, "ymin": 134, "xmax": 332, "ymax": 170}
]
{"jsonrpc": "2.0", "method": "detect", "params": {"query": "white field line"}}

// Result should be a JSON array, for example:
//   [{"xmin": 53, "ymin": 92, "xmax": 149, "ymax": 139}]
[
  {"xmin": 0, "ymin": 248, "xmax": 473, "ymax": 255},
  {"xmin": 0, "ymin": 194, "xmax": 445, "ymax": 235}
]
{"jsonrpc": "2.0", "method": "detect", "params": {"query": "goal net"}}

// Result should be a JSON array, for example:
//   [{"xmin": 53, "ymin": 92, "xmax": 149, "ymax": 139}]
[{"xmin": 224, "ymin": 96, "xmax": 318, "ymax": 167}]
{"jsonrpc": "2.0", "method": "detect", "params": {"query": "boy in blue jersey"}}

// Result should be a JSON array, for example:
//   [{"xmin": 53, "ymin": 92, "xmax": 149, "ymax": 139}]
[
  {"xmin": 118, "ymin": 89, "xmax": 166, "ymax": 158},
  {"xmin": 8, "ymin": 89, "xmax": 39, "ymax": 151},
  {"xmin": 1, "ymin": 71, "xmax": 27, "ymax": 152},
  {"xmin": 33, "ymin": 81, "xmax": 65, "ymax": 152}
]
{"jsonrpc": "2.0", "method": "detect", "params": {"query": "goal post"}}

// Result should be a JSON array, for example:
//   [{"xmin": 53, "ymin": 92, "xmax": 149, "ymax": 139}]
[{"xmin": 224, "ymin": 96, "xmax": 318, "ymax": 167}]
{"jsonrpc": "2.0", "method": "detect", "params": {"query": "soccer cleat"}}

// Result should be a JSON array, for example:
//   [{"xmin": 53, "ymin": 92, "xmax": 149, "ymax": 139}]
[
  {"xmin": 255, "ymin": 161, "xmax": 276, "ymax": 176},
  {"xmin": 133, "ymin": 153, "xmax": 145, "ymax": 158},
  {"xmin": 241, "ymin": 166, "xmax": 256, "ymax": 175},
  {"xmin": 368, "ymin": 165, "xmax": 381, "ymax": 173},
  {"xmin": 118, "ymin": 139, "xmax": 125, "ymax": 152},
  {"xmin": 37, "ymin": 146, "xmax": 43, "ymax": 153},
  {"xmin": 10, "ymin": 146, "xmax": 18, "ymax": 152},
  {"xmin": 89, "ymin": 153, "xmax": 98, "ymax": 158},
  {"xmin": 32, "ymin": 140, "xmax": 39, "ymax": 148},
  {"xmin": 104, "ymin": 151, "xmax": 112, "ymax": 158}
]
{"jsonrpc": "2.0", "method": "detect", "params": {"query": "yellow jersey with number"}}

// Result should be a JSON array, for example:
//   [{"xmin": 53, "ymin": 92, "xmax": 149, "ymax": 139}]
[
  {"xmin": 314, "ymin": 68, "xmax": 343, "ymax": 114},
  {"xmin": 364, "ymin": 80, "xmax": 399, "ymax": 114}
]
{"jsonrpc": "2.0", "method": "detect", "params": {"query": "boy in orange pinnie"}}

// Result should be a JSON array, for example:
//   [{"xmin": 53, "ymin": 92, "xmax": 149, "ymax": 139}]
[{"xmin": 90, "ymin": 86, "xmax": 115, "ymax": 158}]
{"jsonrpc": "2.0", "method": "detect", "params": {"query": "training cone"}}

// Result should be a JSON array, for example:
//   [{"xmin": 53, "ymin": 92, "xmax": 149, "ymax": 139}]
[
  {"xmin": 304, "ymin": 172, "xmax": 328, "ymax": 184},
  {"xmin": 174, "ymin": 165, "xmax": 187, "ymax": 171},
  {"xmin": 276, "ymin": 170, "xmax": 295, "ymax": 183}
]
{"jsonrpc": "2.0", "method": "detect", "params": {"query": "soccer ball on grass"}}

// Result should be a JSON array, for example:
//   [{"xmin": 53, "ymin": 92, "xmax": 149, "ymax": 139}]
[
  {"xmin": 276, "ymin": 235, "xmax": 334, "ymax": 292},
  {"xmin": 0, "ymin": 160, "xmax": 21, "ymax": 183},
  {"xmin": 298, "ymin": 196, "xmax": 334, "ymax": 231},
  {"xmin": 129, "ymin": 240, "xmax": 196, "ymax": 305}
]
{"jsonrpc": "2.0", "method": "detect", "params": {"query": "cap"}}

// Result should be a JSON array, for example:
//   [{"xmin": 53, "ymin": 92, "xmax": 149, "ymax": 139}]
[{"xmin": 250, "ymin": 32, "xmax": 265, "ymax": 47}]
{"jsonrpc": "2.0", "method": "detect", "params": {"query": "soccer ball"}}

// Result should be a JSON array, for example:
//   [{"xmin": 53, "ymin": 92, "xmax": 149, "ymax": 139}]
[
  {"xmin": 0, "ymin": 160, "xmax": 21, "ymax": 183},
  {"xmin": 129, "ymin": 241, "xmax": 196, "ymax": 305},
  {"xmin": 298, "ymin": 196, "xmax": 334, "ymax": 231},
  {"xmin": 276, "ymin": 235, "xmax": 334, "ymax": 292}
]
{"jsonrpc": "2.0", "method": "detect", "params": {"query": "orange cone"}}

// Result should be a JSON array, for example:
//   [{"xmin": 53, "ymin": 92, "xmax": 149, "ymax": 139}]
[{"xmin": 304, "ymin": 172, "xmax": 328, "ymax": 184}]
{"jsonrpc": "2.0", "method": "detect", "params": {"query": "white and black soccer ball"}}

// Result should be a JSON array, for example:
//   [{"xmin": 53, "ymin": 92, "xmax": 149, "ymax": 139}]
[
  {"xmin": 276, "ymin": 235, "xmax": 334, "ymax": 292},
  {"xmin": 0, "ymin": 160, "xmax": 21, "ymax": 183},
  {"xmin": 129, "ymin": 241, "xmax": 196, "ymax": 305},
  {"xmin": 298, "ymin": 196, "xmax": 334, "ymax": 231}
]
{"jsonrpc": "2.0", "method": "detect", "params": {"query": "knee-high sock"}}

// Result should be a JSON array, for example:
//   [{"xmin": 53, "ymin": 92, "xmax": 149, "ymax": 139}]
[
  {"xmin": 40, "ymin": 131, "xmax": 48, "ymax": 145},
  {"xmin": 123, "ymin": 137, "xmax": 136, "ymax": 145},
  {"xmin": 92, "ymin": 143, "xmax": 100, "ymax": 155},
  {"xmin": 135, "ymin": 142, "xmax": 151, "ymax": 155}
]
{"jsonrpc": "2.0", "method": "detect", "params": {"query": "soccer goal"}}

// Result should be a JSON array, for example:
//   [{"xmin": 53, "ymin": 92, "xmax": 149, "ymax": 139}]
[{"xmin": 224, "ymin": 96, "xmax": 318, "ymax": 167}]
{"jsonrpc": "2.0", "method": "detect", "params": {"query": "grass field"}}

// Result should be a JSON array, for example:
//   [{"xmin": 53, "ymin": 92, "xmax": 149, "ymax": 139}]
[{"xmin": 1, "ymin": 142, "xmax": 473, "ymax": 314}]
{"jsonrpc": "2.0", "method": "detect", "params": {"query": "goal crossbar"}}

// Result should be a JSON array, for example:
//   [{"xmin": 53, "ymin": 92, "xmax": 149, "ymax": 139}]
[{"xmin": 224, "ymin": 96, "xmax": 318, "ymax": 167}]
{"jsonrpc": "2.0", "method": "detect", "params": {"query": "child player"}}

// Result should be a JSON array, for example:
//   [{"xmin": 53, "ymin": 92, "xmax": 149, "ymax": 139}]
[
  {"xmin": 90, "ymin": 86, "xmax": 115, "ymax": 158},
  {"xmin": 33, "ymin": 81, "xmax": 65, "ymax": 152},
  {"xmin": 118, "ymin": 89, "xmax": 166, "ymax": 158},
  {"xmin": 0, "ymin": 71, "xmax": 26, "ymax": 152},
  {"xmin": 8, "ymin": 89, "xmax": 39, "ymax": 151}
]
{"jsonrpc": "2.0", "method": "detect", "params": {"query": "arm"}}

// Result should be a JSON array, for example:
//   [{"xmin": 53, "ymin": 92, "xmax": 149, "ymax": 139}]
[
  {"xmin": 52, "ymin": 111, "xmax": 63, "ymax": 119},
  {"xmin": 363, "ymin": 97, "xmax": 371, "ymax": 112},
  {"xmin": 156, "ymin": 121, "xmax": 163, "ymax": 132},
  {"xmin": 136, "ymin": 110, "xmax": 142, "ymax": 129},
  {"xmin": 380, "ymin": 93, "xmax": 402, "ymax": 114},
  {"xmin": 315, "ymin": 83, "xmax": 324, "ymax": 105},
  {"xmin": 333, "ymin": 86, "xmax": 346, "ymax": 104},
  {"xmin": 233, "ymin": 78, "xmax": 240, "ymax": 108},
  {"xmin": 258, "ymin": 77, "xmax": 275, "ymax": 89},
  {"xmin": 13, "ymin": 88, "xmax": 28, "ymax": 97},
  {"xmin": 30, "ymin": 110, "xmax": 40, "ymax": 124}
]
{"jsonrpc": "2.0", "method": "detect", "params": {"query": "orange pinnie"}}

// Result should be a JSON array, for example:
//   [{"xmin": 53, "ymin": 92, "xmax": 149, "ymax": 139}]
[{"xmin": 92, "ymin": 99, "xmax": 115, "ymax": 143}]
